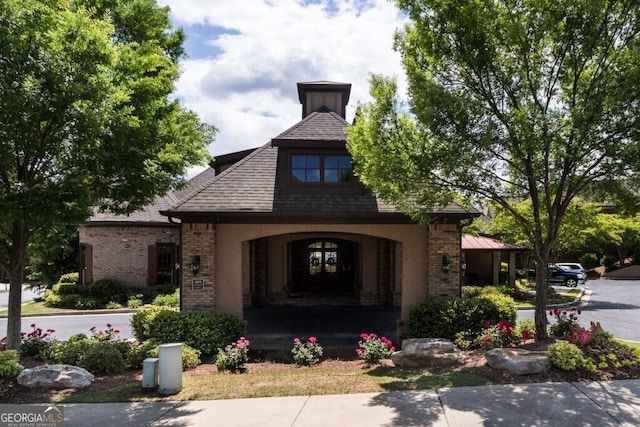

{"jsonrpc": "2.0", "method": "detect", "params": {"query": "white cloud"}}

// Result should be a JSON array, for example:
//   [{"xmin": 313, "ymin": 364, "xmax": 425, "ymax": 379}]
[{"xmin": 159, "ymin": 0, "xmax": 408, "ymax": 167}]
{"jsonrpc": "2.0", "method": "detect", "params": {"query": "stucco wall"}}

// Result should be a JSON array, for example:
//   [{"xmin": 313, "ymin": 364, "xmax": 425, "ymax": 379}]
[
  {"xmin": 180, "ymin": 222, "xmax": 463, "ymax": 321},
  {"xmin": 79, "ymin": 224, "xmax": 178, "ymax": 287}
]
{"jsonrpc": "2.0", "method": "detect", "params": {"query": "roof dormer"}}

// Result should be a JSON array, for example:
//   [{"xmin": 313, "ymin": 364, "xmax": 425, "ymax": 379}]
[{"xmin": 297, "ymin": 81, "xmax": 351, "ymax": 119}]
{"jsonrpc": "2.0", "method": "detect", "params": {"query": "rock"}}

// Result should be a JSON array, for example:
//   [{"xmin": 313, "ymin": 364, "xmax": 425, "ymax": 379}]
[
  {"xmin": 17, "ymin": 364, "xmax": 94, "ymax": 389},
  {"xmin": 391, "ymin": 338, "xmax": 465, "ymax": 368},
  {"xmin": 485, "ymin": 348, "xmax": 550, "ymax": 375}
]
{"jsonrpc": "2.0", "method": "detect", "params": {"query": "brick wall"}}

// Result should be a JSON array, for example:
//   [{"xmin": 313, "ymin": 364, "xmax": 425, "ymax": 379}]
[
  {"xmin": 427, "ymin": 223, "xmax": 461, "ymax": 298},
  {"xmin": 181, "ymin": 222, "xmax": 216, "ymax": 311},
  {"xmin": 79, "ymin": 224, "xmax": 178, "ymax": 287}
]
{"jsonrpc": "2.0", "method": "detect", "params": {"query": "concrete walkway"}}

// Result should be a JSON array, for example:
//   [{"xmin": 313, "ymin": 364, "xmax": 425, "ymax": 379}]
[{"xmin": 50, "ymin": 379, "xmax": 640, "ymax": 426}]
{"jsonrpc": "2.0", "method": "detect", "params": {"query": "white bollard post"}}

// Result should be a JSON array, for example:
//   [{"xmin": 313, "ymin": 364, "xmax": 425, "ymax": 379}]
[{"xmin": 158, "ymin": 343, "xmax": 182, "ymax": 395}]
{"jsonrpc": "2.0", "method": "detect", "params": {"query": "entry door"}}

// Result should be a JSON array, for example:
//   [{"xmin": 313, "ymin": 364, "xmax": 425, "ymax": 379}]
[{"xmin": 291, "ymin": 239, "xmax": 355, "ymax": 294}]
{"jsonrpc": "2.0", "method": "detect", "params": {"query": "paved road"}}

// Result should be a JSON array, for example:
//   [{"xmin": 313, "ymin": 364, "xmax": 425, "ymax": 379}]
[{"xmin": 518, "ymin": 278, "xmax": 640, "ymax": 342}]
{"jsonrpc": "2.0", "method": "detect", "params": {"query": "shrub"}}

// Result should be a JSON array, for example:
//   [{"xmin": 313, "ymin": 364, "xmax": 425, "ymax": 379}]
[
  {"xmin": 130, "ymin": 307, "xmax": 244, "ymax": 358},
  {"xmin": 461, "ymin": 286, "xmax": 483, "ymax": 298},
  {"xmin": 356, "ymin": 333, "xmax": 395, "ymax": 365},
  {"xmin": 20, "ymin": 323, "xmax": 57, "ymax": 359},
  {"xmin": 127, "ymin": 340, "xmax": 160, "ymax": 369},
  {"xmin": 47, "ymin": 326, "xmax": 130, "ymax": 374},
  {"xmin": 548, "ymin": 341, "xmax": 584, "ymax": 371},
  {"xmin": 579, "ymin": 253, "xmax": 599, "ymax": 270},
  {"xmin": 58, "ymin": 272, "xmax": 79, "ymax": 284},
  {"xmin": 548, "ymin": 307, "xmax": 581, "ymax": 338},
  {"xmin": 88, "ymin": 278, "xmax": 126, "ymax": 304},
  {"xmin": 475, "ymin": 320, "xmax": 532, "ymax": 349},
  {"xmin": 0, "ymin": 350, "xmax": 23, "ymax": 379},
  {"xmin": 106, "ymin": 301, "xmax": 123, "ymax": 309},
  {"xmin": 292, "ymin": 336, "xmax": 323, "ymax": 366},
  {"xmin": 149, "ymin": 343, "xmax": 201, "ymax": 371},
  {"xmin": 43, "ymin": 289, "xmax": 63, "ymax": 307},
  {"xmin": 79, "ymin": 341, "xmax": 127, "ymax": 374},
  {"xmin": 127, "ymin": 294, "xmax": 143, "ymax": 308},
  {"xmin": 152, "ymin": 289, "xmax": 179, "ymax": 307},
  {"xmin": 601, "ymin": 254, "xmax": 618, "ymax": 268},
  {"xmin": 52, "ymin": 283, "xmax": 80, "ymax": 295},
  {"xmin": 74, "ymin": 296, "xmax": 101, "ymax": 310},
  {"xmin": 409, "ymin": 295, "xmax": 517, "ymax": 341},
  {"xmin": 215, "ymin": 337, "xmax": 250, "ymax": 372}
]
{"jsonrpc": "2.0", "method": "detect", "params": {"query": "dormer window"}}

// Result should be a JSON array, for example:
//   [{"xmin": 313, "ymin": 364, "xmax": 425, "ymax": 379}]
[{"xmin": 292, "ymin": 154, "xmax": 353, "ymax": 184}]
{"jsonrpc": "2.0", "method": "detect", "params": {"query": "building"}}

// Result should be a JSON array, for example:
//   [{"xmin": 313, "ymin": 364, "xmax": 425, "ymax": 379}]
[{"xmin": 81, "ymin": 80, "xmax": 479, "ymax": 338}]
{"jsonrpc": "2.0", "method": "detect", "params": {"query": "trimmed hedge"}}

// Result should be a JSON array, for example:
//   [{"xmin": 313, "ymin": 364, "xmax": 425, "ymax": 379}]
[
  {"xmin": 409, "ymin": 294, "xmax": 517, "ymax": 340},
  {"xmin": 131, "ymin": 307, "xmax": 244, "ymax": 358}
]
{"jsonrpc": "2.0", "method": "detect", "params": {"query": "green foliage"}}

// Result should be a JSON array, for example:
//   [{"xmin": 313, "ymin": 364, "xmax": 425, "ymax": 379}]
[
  {"xmin": 43, "ymin": 289, "xmax": 63, "ymax": 307},
  {"xmin": 106, "ymin": 301, "xmax": 123, "ymax": 309},
  {"xmin": 215, "ymin": 337, "xmax": 250, "ymax": 372},
  {"xmin": 579, "ymin": 253, "xmax": 600, "ymax": 270},
  {"xmin": 27, "ymin": 227, "xmax": 79, "ymax": 286},
  {"xmin": 356, "ymin": 333, "xmax": 395, "ymax": 365},
  {"xmin": 58, "ymin": 272, "xmax": 79, "ymax": 284},
  {"xmin": 149, "ymin": 343, "xmax": 201, "ymax": 371},
  {"xmin": 88, "ymin": 278, "xmax": 126, "ymax": 305},
  {"xmin": 79, "ymin": 341, "xmax": 127, "ymax": 374},
  {"xmin": 0, "ymin": 0, "xmax": 213, "ymax": 349},
  {"xmin": 130, "ymin": 307, "xmax": 244, "ymax": 358},
  {"xmin": 52, "ymin": 283, "xmax": 80, "ymax": 295},
  {"xmin": 291, "ymin": 336, "xmax": 323, "ymax": 366},
  {"xmin": 548, "ymin": 308, "xmax": 582, "ymax": 338},
  {"xmin": 409, "ymin": 295, "xmax": 517, "ymax": 341},
  {"xmin": 0, "ymin": 350, "xmax": 24, "ymax": 380},
  {"xmin": 548, "ymin": 341, "xmax": 585, "ymax": 371},
  {"xmin": 74, "ymin": 296, "xmax": 101, "ymax": 310},
  {"xmin": 347, "ymin": 0, "xmax": 640, "ymax": 340},
  {"xmin": 475, "ymin": 320, "xmax": 532, "ymax": 349},
  {"xmin": 127, "ymin": 340, "xmax": 160, "ymax": 370},
  {"xmin": 127, "ymin": 295, "xmax": 143, "ymax": 308},
  {"xmin": 20, "ymin": 323, "xmax": 57, "ymax": 359},
  {"xmin": 601, "ymin": 254, "xmax": 618, "ymax": 268},
  {"xmin": 152, "ymin": 289, "xmax": 179, "ymax": 307}
]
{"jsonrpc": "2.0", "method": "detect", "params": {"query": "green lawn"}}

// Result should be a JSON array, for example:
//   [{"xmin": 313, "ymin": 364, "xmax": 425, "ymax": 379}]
[
  {"xmin": 57, "ymin": 361, "xmax": 490, "ymax": 403},
  {"xmin": 0, "ymin": 301, "xmax": 79, "ymax": 317},
  {"xmin": 515, "ymin": 288, "xmax": 581, "ymax": 308}
]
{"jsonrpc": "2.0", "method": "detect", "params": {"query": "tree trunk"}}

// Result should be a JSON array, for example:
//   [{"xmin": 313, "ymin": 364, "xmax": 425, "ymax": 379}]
[
  {"xmin": 534, "ymin": 262, "xmax": 549, "ymax": 340},
  {"xmin": 4, "ymin": 222, "xmax": 29, "ymax": 350}
]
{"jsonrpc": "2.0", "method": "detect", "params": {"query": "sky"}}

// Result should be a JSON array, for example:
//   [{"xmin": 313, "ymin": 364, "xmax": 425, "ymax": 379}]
[{"xmin": 157, "ymin": 0, "xmax": 409, "ymax": 174}]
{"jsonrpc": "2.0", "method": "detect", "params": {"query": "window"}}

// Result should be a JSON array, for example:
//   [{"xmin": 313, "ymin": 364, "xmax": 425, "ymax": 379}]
[
  {"xmin": 308, "ymin": 241, "xmax": 338, "ymax": 274},
  {"xmin": 292, "ymin": 154, "xmax": 352, "ymax": 184}
]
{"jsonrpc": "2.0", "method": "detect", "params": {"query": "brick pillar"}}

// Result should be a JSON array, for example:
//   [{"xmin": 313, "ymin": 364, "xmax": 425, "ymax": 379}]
[
  {"xmin": 427, "ymin": 223, "xmax": 461, "ymax": 298},
  {"xmin": 181, "ymin": 223, "xmax": 216, "ymax": 311}
]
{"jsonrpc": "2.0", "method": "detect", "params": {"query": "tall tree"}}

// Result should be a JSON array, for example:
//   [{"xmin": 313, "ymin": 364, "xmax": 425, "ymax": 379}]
[
  {"xmin": 0, "ymin": 0, "xmax": 215, "ymax": 349},
  {"xmin": 347, "ymin": 0, "xmax": 640, "ymax": 339}
]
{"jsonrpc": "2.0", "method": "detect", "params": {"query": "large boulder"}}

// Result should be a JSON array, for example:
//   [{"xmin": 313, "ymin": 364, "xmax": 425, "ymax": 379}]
[
  {"xmin": 391, "ymin": 338, "xmax": 465, "ymax": 368},
  {"xmin": 17, "ymin": 364, "xmax": 94, "ymax": 389},
  {"xmin": 485, "ymin": 348, "xmax": 550, "ymax": 375}
]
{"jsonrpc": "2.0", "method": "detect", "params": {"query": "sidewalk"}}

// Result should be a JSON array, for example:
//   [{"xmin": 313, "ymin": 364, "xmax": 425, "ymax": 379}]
[{"xmin": 54, "ymin": 379, "xmax": 640, "ymax": 426}]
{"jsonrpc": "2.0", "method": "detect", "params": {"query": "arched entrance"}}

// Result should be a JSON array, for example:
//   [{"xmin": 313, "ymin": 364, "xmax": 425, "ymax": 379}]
[{"xmin": 290, "ymin": 238, "xmax": 356, "ymax": 296}]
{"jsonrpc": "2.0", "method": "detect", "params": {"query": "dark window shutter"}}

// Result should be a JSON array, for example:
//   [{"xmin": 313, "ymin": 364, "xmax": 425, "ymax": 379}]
[
  {"xmin": 148, "ymin": 244, "xmax": 157, "ymax": 285},
  {"xmin": 84, "ymin": 244, "xmax": 93, "ymax": 284}
]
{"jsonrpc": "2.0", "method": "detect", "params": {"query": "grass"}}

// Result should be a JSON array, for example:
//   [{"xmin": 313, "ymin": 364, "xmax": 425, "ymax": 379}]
[
  {"xmin": 57, "ymin": 361, "xmax": 491, "ymax": 404},
  {"xmin": 515, "ymin": 288, "xmax": 581, "ymax": 308},
  {"xmin": 0, "ymin": 301, "xmax": 78, "ymax": 317}
]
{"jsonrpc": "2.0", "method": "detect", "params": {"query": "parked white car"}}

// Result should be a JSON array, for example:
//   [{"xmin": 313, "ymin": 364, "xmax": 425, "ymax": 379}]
[{"xmin": 556, "ymin": 262, "xmax": 587, "ymax": 276}]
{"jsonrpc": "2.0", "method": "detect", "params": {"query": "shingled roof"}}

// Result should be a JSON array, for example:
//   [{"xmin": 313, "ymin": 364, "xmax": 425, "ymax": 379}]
[{"xmin": 272, "ymin": 108, "xmax": 348, "ymax": 143}]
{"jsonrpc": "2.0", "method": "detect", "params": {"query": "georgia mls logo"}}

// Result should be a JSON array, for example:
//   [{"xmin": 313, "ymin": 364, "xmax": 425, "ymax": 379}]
[{"xmin": 0, "ymin": 404, "xmax": 64, "ymax": 426}]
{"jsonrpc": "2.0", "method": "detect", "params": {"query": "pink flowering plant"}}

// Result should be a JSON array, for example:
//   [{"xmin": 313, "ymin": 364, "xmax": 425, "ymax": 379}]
[
  {"xmin": 89, "ymin": 323, "xmax": 121, "ymax": 342},
  {"xmin": 216, "ymin": 337, "xmax": 250, "ymax": 372},
  {"xmin": 20, "ymin": 323, "xmax": 57, "ymax": 359},
  {"xmin": 356, "ymin": 333, "xmax": 395, "ymax": 365},
  {"xmin": 476, "ymin": 320, "xmax": 533, "ymax": 349},
  {"xmin": 292, "ymin": 336, "xmax": 323, "ymax": 366},
  {"xmin": 548, "ymin": 307, "xmax": 581, "ymax": 338}
]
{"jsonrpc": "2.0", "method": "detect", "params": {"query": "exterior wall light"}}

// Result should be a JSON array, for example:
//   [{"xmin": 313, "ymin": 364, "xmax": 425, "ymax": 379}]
[
  {"xmin": 190, "ymin": 255, "xmax": 201, "ymax": 276},
  {"xmin": 442, "ymin": 255, "xmax": 451, "ymax": 273}
]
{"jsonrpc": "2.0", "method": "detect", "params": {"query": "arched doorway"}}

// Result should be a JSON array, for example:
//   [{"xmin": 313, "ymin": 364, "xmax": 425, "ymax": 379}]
[{"xmin": 290, "ymin": 238, "xmax": 356, "ymax": 296}]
